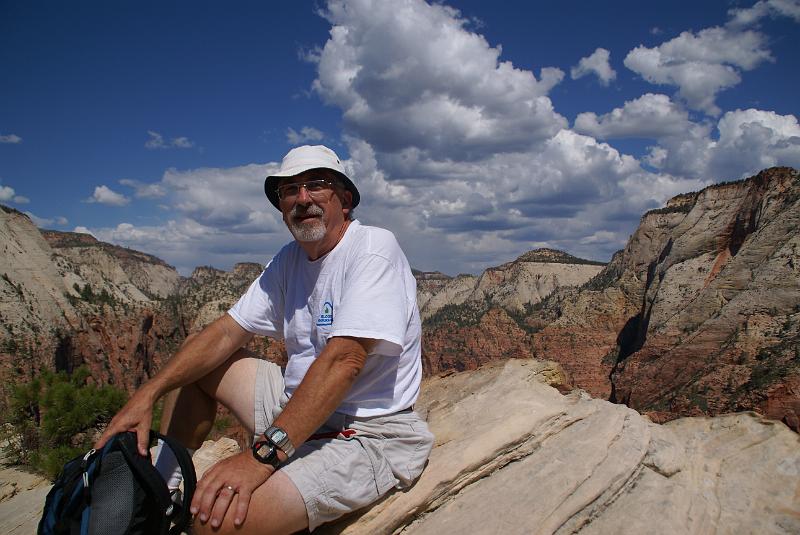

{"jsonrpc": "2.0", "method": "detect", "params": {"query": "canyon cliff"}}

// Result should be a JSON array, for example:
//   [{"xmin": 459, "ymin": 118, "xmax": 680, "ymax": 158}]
[
  {"xmin": 0, "ymin": 208, "xmax": 282, "ymax": 401},
  {"xmin": 420, "ymin": 167, "xmax": 800, "ymax": 431}
]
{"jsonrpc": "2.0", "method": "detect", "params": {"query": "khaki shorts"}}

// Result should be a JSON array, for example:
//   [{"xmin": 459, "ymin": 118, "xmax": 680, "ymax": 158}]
[{"xmin": 253, "ymin": 360, "xmax": 434, "ymax": 531}]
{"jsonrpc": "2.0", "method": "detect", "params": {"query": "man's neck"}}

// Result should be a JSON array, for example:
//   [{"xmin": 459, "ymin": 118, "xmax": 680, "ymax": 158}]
[{"xmin": 299, "ymin": 220, "xmax": 352, "ymax": 261}]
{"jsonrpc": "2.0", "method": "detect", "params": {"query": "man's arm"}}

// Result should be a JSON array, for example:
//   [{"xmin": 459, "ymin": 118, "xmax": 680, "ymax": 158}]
[
  {"xmin": 271, "ymin": 335, "xmax": 375, "ymax": 449},
  {"xmin": 95, "ymin": 313, "xmax": 254, "ymax": 455},
  {"xmin": 191, "ymin": 335, "xmax": 375, "ymax": 528}
]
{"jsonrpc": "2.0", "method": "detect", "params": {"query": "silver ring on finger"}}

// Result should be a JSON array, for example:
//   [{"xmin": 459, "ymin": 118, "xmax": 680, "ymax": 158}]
[{"xmin": 226, "ymin": 485, "xmax": 236, "ymax": 493}]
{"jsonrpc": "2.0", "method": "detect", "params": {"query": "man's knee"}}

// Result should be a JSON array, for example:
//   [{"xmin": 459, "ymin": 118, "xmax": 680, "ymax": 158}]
[
  {"xmin": 191, "ymin": 471, "xmax": 307, "ymax": 535},
  {"xmin": 194, "ymin": 352, "xmax": 266, "ymax": 440}
]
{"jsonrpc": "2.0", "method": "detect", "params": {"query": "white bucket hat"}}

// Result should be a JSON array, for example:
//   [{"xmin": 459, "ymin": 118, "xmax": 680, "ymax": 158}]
[{"xmin": 264, "ymin": 145, "xmax": 360, "ymax": 210}]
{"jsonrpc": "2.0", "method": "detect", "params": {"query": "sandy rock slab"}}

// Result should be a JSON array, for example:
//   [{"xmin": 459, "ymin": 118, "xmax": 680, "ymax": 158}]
[
  {"xmin": 319, "ymin": 360, "xmax": 800, "ymax": 535},
  {"xmin": 0, "ymin": 465, "xmax": 51, "ymax": 535},
  {"xmin": 3, "ymin": 359, "xmax": 798, "ymax": 534}
]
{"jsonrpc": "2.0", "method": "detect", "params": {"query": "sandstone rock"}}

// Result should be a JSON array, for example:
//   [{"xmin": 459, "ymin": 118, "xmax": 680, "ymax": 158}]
[
  {"xmin": 4, "ymin": 360, "xmax": 799, "ymax": 535},
  {"xmin": 419, "ymin": 167, "xmax": 800, "ymax": 430},
  {"xmin": 0, "ymin": 208, "xmax": 185, "ymax": 393},
  {"xmin": 320, "ymin": 360, "xmax": 800, "ymax": 534},
  {"xmin": 0, "ymin": 210, "xmax": 278, "ymax": 396},
  {"xmin": 602, "ymin": 167, "xmax": 800, "ymax": 429},
  {"xmin": 0, "ymin": 464, "xmax": 50, "ymax": 535},
  {"xmin": 417, "ymin": 248, "xmax": 603, "ymax": 321},
  {"xmin": 192, "ymin": 437, "xmax": 241, "ymax": 480}
]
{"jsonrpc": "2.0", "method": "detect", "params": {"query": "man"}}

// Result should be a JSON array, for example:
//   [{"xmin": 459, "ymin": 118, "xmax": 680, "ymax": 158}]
[{"xmin": 96, "ymin": 145, "xmax": 433, "ymax": 534}]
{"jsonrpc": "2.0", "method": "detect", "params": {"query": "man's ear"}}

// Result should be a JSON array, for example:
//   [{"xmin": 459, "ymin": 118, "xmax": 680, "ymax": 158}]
[{"xmin": 341, "ymin": 190, "xmax": 353, "ymax": 212}]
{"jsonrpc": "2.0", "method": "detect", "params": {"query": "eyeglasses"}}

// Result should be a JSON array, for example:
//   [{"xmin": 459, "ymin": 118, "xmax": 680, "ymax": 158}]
[{"xmin": 276, "ymin": 179, "xmax": 336, "ymax": 201}]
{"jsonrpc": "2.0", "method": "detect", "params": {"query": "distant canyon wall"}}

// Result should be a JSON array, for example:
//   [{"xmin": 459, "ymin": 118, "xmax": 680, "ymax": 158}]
[{"xmin": 421, "ymin": 167, "xmax": 800, "ymax": 431}]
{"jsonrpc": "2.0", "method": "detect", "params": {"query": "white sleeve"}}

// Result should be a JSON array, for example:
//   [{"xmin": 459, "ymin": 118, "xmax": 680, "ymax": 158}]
[
  {"xmin": 227, "ymin": 258, "xmax": 285, "ymax": 339},
  {"xmin": 330, "ymin": 253, "xmax": 409, "ymax": 356}
]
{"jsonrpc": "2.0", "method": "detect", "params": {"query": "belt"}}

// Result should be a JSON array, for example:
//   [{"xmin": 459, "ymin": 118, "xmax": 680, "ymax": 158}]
[{"xmin": 308, "ymin": 406, "xmax": 414, "ymax": 441}]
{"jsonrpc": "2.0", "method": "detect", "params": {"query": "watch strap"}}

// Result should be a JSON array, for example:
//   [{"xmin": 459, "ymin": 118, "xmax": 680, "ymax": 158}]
[{"xmin": 251, "ymin": 440, "xmax": 282, "ymax": 469}]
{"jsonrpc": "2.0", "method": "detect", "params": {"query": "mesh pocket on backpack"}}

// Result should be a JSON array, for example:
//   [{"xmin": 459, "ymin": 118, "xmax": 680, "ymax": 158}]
[{"xmin": 88, "ymin": 451, "xmax": 144, "ymax": 535}]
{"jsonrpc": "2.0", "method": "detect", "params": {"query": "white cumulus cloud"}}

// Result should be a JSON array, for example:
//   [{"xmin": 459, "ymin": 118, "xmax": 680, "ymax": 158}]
[
  {"xmin": 642, "ymin": 108, "xmax": 800, "ymax": 180},
  {"xmin": 574, "ymin": 93, "xmax": 692, "ymax": 139},
  {"xmin": 145, "ymin": 130, "xmax": 195, "ymax": 149},
  {"xmin": 727, "ymin": 0, "xmax": 800, "ymax": 28},
  {"xmin": 313, "ymin": 0, "xmax": 567, "ymax": 162},
  {"xmin": 0, "ymin": 184, "xmax": 28, "ymax": 204},
  {"xmin": 287, "ymin": 126, "xmax": 325, "ymax": 145},
  {"xmin": 708, "ymin": 108, "xmax": 800, "ymax": 178},
  {"xmin": 624, "ymin": 26, "xmax": 773, "ymax": 115},
  {"xmin": 86, "ymin": 185, "xmax": 130, "ymax": 206},
  {"xmin": 83, "ymin": 1, "xmax": 799, "ymax": 277},
  {"xmin": 119, "ymin": 178, "xmax": 167, "ymax": 198},
  {"xmin": 0, "ymin": 185, "xmax": 16, "ymax": 201},
  {"xmin": 571, "ymin": 48, "xmax": 616, "ymax": 86},
  {"xmin": 0, "ymin": 133, "xmax": 22, "ymax": 144}
]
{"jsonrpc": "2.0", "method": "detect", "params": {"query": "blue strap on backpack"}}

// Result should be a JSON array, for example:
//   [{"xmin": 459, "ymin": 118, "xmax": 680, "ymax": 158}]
[{"xmin": 38, "ymin": 430, "xmax": 196, "ymax": 535}]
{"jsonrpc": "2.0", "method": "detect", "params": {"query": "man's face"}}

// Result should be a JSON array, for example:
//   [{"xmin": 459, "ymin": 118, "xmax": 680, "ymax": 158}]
[{"xmin": 278, "ymin": 170, "xmax": 352, "ymax": 245}]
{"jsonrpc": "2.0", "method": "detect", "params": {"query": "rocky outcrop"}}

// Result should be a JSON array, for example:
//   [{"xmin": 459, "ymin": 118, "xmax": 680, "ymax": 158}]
[
  {"xmin": 607, "ymin": 168, "xmax": 800, "ymax": 430},
  {"xmin": 0, "ymin": 207, "xmax": 186, "ymax": 393},
  {"xmin": 4, "ymin": 360, "xmax": 798, "ymax": 535},
  {"xmin": 322, "ymin": 360, "xmax": 800, "ymax": 534},
  {"xmin": 0, "ymin": 208, "xmax": 281, "ymax": 395},
  {"xmin": 0, "ymin": 465, "xmax": 50, "ymax": 535},
  {"xmin": 419, "ymin": 168, "xmax": 800, "ymax": 431},
  {"xmin": 42, "ymin": 230, "xmax": 179, "ymax": 300},
  {"xmin": 419, "ymin": 249, "xmax": 604, "ymax": 378},
  {"xmin": 178, "ymin": 263, "xmax": 262, "ymax": 332},
  {"xmin": 532, "ymin": 167, "xmax": 800, "ymax": 430},
  {"xmin": 422, "ymin": 307, "xmax": 535, "ymax": 375},
  {"xmin": 417, "ymin": 249, "xmax": 604, "ymax": 320}
]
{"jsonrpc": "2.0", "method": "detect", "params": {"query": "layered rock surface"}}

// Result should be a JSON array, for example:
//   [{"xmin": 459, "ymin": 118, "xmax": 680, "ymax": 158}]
[
  {"xmin": 0, "ymin": 206, "xmax": 184, "ymax": 393},
  {"xmin": 323, "ymin": 360, "xmax": 800, "ymax": 534},
  {"xmin": 4, "ymin": 360, "xmax": 798, "ymax": 535},
  {"xmin": 416, "ymin": 248, "xmax": 603, "ymax": 320},
  {"xmin": 0, "ymin": 208, "xmax": 281, "ymax": 395},
  {"xmin": 421, "ymin": 167, "xmax": 800, "ymax": 430}
]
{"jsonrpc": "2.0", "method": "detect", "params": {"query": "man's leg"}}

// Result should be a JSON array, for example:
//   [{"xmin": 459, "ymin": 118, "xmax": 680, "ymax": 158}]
[
  {"xmin": 155, "ymin": 349, "xmax": 261, "ymax": 489},
  {"xmin": 191, "ymin": 470, "xmax": 307, "ymax": 535},
  {"xmin": 159, "ymin": 350, "xmax": 310, "ymax": 534},
  {"xmin": 159, "ymin": 348, "xmax": 260, "ymax": 447}
]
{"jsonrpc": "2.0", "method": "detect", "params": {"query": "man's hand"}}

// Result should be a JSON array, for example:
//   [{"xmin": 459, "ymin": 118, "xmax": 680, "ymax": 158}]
[
  {"xmin": 191, "ymin": 451, "xmax": 273, "ymax": 528},
  {"xmin": 94, "ymin": 385, "xmax": 158, "ymax": 455}
]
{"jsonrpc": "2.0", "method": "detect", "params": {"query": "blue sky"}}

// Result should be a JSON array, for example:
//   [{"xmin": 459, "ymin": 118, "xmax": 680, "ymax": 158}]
[{"xmin": 1, "ymin": 0, "xmax": 799, "ymax": 275}]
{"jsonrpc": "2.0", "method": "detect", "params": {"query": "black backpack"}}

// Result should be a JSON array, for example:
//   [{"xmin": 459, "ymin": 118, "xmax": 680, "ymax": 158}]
[{"xmin": 38, "ymin": 431, "xmax": 196, "ymax": 535}]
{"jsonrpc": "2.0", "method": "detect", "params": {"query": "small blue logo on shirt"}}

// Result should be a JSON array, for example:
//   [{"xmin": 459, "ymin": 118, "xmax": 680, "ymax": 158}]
[{"xmin": 316, "ymin": 301, "xmax": 333, "ymax": 326}]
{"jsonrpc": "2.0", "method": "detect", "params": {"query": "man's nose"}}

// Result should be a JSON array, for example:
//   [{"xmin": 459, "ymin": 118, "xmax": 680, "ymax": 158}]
[{"xmin": 295, "ymin": 184, "xmax": 313, "ymax": 204}]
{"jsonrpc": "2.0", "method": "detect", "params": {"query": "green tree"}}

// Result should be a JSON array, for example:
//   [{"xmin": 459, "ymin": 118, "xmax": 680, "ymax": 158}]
[{"xmin": 4, "ymin": 367, "xmax": 127, "ymax": 479}]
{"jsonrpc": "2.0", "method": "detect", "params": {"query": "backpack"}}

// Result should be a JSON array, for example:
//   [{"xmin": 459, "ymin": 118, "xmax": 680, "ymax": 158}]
[{"xmin": 38, "ymin": 431, "xmax": 196, "ymax": 535}]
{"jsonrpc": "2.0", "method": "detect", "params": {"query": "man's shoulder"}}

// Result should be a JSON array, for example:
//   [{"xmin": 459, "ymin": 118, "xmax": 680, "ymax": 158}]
[
  {"xmin": 348, "ymin": 221, "xmax": 403, "ymax": 256},
  {"xmin": 350, "ymin": 221, "xmax": 398, "ymax": 244},
  {"xmin": 270, "ymin": 240, "xmax": 303, "ymax": 264}
]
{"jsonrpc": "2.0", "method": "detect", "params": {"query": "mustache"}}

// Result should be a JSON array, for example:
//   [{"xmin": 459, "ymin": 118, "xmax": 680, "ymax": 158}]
[{"xmin": 290, "ymin": 204, "xmax": 324, "ymax": 219}]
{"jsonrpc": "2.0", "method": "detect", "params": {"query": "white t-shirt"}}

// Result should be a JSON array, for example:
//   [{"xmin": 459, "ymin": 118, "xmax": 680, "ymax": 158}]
[{"xmin": 228, "ymin": 220, "xmax": 422, "ymax": 416}]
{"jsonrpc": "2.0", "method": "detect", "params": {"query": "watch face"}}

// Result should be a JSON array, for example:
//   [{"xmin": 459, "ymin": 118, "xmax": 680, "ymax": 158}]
[
  {"xmin": 253, "ymin": 440, "xmax": 277, "ymax": 464},
  {"xmin": 271, "ymin": 429, "xmax": 287, "ymax": 443}
]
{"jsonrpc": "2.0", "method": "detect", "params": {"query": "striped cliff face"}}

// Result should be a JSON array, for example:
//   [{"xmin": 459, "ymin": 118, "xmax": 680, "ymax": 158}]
[{"xmin": 418, "ymin": 167, "xmax": 800, "ymax": 432}]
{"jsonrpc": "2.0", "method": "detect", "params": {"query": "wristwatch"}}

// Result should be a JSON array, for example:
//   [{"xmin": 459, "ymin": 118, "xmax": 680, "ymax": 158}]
[
  {"xmin": 251, "ymin": 439, "xmax": 282, "ymax": 469},
  {"xmin": 264, "ymin": 425, "xmax": 295, "ymax": 457}
]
